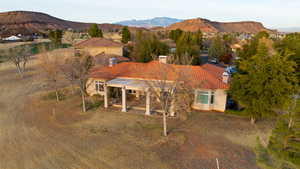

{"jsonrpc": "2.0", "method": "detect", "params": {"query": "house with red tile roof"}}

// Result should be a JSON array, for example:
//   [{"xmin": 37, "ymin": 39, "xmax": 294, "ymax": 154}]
[
  {"xmin": 75, "ymin": 38, "xmax": 124, "ymax": 56},
  {"xmin": 87, "ymin": 59, "xmax": 230, "ymax": 115}
]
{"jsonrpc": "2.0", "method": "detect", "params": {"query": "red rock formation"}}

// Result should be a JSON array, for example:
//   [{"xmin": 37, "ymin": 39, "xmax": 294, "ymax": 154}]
[
  {"xmin": 166, "ymin": 18, "xmax": 274, "ymax": 33},
  {"xmin": 0, "ymin": 11, "xmax": 145, "ymax": 36}
]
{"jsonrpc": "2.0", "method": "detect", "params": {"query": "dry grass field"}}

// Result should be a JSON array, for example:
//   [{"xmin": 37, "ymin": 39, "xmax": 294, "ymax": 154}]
[
  {"xmin": 0, "ymin": 39, "xmax": 51, "ymax": 50},
  {"xmin": 0, "ymin": 50, "xmax": 273, "ymax": 169}
]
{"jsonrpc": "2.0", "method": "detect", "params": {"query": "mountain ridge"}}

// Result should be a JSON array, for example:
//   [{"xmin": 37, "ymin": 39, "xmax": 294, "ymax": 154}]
[
  {"xmin": 165, "ymin": 18, "xmax": 275, "ymax": 34},
  {"xmin": 0, "ymin": 11, "xmax": 143, "ymax": 37},
  {"xmin": 0, "ymin": 11, "xmax": 276, "ymax": 36},
  {"xmin": 115, "ymin": 17, "xmax": 183, "ymax": 28}
]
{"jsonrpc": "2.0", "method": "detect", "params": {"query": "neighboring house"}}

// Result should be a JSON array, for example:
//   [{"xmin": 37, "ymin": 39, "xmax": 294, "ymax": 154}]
[
  {"xmin": 87, "ymin": 58, "xmax": 230, "ymax": 115},
  {"xmin": 75, "ymin": 38, "xmax": 124, "ymax": 56},
  {"xmin": 230, "ymin": 43, "xmax": 243, "ymax": 61}
]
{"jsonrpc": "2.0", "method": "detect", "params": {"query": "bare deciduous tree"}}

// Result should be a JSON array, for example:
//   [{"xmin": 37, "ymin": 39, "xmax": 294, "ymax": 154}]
[
  {"xmin": 61, "ymin": 51, "xmax": 94, "ymax": 112},
  {"xmin": 63, "ymin": 31, "xmax": 80, "ymax": 46},
  {"xmin": 144, "ymin": 61, "xmax": 196, "ymax": 136},
  {"xmin": 39, "ymin": 50, "xmax": 63, "ymax": 102},
  {"xmin": 6, "ymin": 46, "xmax": 32, "ymax": 76}
]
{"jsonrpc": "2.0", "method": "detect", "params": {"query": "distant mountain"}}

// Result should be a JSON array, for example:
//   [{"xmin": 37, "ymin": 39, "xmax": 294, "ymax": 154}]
[
  {"xmin": 164, "ymin": 18, "xmax": 275, "ymax": 34},
  {"xmin": 0, "ymin": 11, "xmax": 143, "ymax": 37},
  {"xmin": 115, "ymin": 17, "xmax": 183, "ymax": 28},
  {"xmin": 277, "ymin": 27, "xmax": 300, "ymax": 33}
]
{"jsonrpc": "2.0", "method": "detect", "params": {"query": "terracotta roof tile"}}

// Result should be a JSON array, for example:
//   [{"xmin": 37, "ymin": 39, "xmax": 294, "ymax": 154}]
[
  {"xmin": 75, "ymin": 38, "xmax": 123, "ymax": 48},
  {"xmin": 90, "ymin": 61, "xmax": 229, "ymax": 89}
]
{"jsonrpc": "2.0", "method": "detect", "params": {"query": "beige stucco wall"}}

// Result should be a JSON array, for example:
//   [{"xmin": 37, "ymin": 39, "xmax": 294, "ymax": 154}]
[
  {"xmin": 87, "ymin": 78, "xmax": 228, "ymax": 112},
  {"xmin": 212, "ymin": 89, "xmax": 228, "ymax": 112},
  {"xmin": 192, "ymin": 89, "xmax": 227, "ymax": 112},
  {"xmin": 82, "ymin": 47, "xmax": 123, "ymax": 56},
  {"xmin": 86, "ymin": 78, "xmax": 106, "ymax": 96}
]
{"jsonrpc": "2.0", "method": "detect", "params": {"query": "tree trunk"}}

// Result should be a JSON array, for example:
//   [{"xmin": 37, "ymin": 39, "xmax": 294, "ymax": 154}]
[
  {"xmin": 22, "ymin": 61, "xmax": 27, "ymax": 73},
  {"xmin": 55, "ymin": 89, "xmax": 60, "ymax": 102},
  {"xmin": 251, "ymin": 116, "xmax": 256, "ymax": 125},
  {"xmin": 163, "ymin": 110, "xmax": 168, "ymax": 136},
  {"xmin": 80, "ymin": 89, "xmax": 86, "ymax": 112},
  {"xmin": 70, "ymin": 83, "xmax": 75, "ymax": 95},
  {"xmin": 288, "ymin": 117, "xmax": 293, "ymax": 129},
  {"xmin": 15, "ymin": 64, "xmax": 23, "ymax": 77}
]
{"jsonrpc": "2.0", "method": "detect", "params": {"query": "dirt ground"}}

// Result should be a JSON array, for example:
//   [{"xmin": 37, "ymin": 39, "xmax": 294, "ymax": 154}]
[{"xmin": 0, "ymin": 55, "xmax": 273, "ymax": 169}]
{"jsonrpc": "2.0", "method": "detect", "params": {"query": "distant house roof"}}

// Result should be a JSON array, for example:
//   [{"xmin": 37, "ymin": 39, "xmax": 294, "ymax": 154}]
[
  {"xmin": 75, "ymin": 38, "xmax": 123, "ymax": 48},
  {"xmin": 3, "ymin": 35, "xmax": 22, "ymax": 41},
  {"xmin": 90, "ymin": 61, "xmax": 229, "ymax": 89}
]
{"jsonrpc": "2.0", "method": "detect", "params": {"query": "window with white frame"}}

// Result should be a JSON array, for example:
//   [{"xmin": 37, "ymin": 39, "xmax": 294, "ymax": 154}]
[
  {"xmin": 196, "ymin": 91, "xmax": 215, "ymax": 104},
  {"xmin": 95, "ymin": 81, "xmax": 104, "ymax": 92},
  {"xmin": 197, "ymin": 91, "xmax": 209, "ymax": 104}
]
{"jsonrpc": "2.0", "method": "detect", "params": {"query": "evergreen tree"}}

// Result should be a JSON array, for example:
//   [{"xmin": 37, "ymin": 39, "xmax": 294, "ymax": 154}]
[
  {"xmin": 88, "ymin": 24, "xmax": 103, "ymax": 38},
  {"xmin": 237, "ymin": 32, "xmax": 270, "ymax": 67},
  {"xmin": 268, "ymin": 113, "xmax": 300, "ymax": 167},
  {"xmin": 48, "ymin": 29, "xmax": 63, "ymax": 45},
  {"xmin": 275, "ymin": 33, "xmax": 300, "ymax": 83},
  {"xmin": 208, "ymin": 35, "xmax": 232, "ymax": 63},
  {"xmin": 175, "ymin": 31, "xmax": 202, "ymax": 65},
  {"xmin": 121, "ymin": 26, "xmax": 131, "ymax": 44},
  {"xmin": 256, "ymin": 31, "xmax": 270, "ymax": 39},
  {"xmin": 223, "ymin": 33, "xmax": 237, "ymax": 45},
  {"xmin": 169, "ymin": 29, "xmax": 183, "ymax": 42},
  {"xmin": 230, "ymin": 41, "xmax": 298, "ymax": 123},
  {"xmin": 256, "ymin": 112, "xmax": 300, "ymax": 169},
  {"xmin": 130, "ymin": 31, "xmax": 169, "ymax": 63},
  {"xmin": 194, "ymin": 30, "xmax": 203, "ymax": 49}
]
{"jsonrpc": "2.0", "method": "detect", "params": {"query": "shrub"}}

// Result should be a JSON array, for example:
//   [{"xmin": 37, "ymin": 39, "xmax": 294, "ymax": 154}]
[
  {"xmin": 85, "ymin": 95, "xmax": 104, "ymax": 110},
  {"xmin": 42, "ymin": 90, "xmax": 66, "ymax": 101},
  {"xmin": 225, "ymin": 109, "xmax": 250, "ymax": 117}
]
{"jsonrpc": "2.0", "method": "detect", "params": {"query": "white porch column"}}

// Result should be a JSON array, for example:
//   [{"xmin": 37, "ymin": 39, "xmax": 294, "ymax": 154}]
[
  {"xmin": 145, "ymin": 89, "xmax": 151, "ymax": 115},
  {"xmin": 122, "ymin": 86, "xmax": 127, "ymax": 112},
  {"xmin": 170, "ymin": 99, "xmax": 175, "ymax": 117},
  {"xmin": 104, "ymin": 83, "xmax": 108, "ymax": 108},
  {"xmin": 136, "ymin": 91, "xmax": 140, "ymax": 99}
]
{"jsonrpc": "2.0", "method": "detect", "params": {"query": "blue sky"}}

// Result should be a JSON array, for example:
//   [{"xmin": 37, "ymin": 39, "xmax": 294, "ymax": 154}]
[{"xmin": 1, "ymin": 0, "xmax": 299, "ymax": 28}]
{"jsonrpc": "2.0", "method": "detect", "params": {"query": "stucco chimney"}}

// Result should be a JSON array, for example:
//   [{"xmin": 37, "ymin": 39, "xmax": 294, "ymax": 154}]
[
  {"xmin": 109, "ymin": 57, "xmax": 117, "ymax": 67},
  {"xmin": 222, "ymin": 72, "xmax": 230, "ymax": 84},
  {"xmin": 159, "ymin": 55, "xmax": 168, "ymax": 64}
]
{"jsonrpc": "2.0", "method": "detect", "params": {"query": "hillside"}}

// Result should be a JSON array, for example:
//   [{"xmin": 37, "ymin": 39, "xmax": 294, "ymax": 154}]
[
  {"xmin": 115, "ymin": 17, "xmax": 183, "ymax": 28},
  {"xmin": 0, "ymin": 11, "xmax": 142, "ymax": 37},
  {"xmin": 166, "ymin": 18, "xmax": 274, "ymax": 33}
]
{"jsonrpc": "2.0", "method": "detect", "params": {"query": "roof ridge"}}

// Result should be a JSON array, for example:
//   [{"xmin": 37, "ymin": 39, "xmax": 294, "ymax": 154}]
[{"xmin": 90, "ymin": 61, "xmax": 229, "ymax": 89}]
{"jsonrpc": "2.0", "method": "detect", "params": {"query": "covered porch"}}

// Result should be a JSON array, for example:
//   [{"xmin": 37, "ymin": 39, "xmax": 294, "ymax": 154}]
[{"xmin": 102, "ymin": 78, "xmax": 175, "ymax": 116}]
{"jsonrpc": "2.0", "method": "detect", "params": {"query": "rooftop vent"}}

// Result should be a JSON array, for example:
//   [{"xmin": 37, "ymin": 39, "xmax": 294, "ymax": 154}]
[
  {"xmin": 159, "ymin": 55, "xmax": 168, "ymax": 64},
  {"xmin": 222, "ymin": 72, "xmax": 230, "ymax": 84}
]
